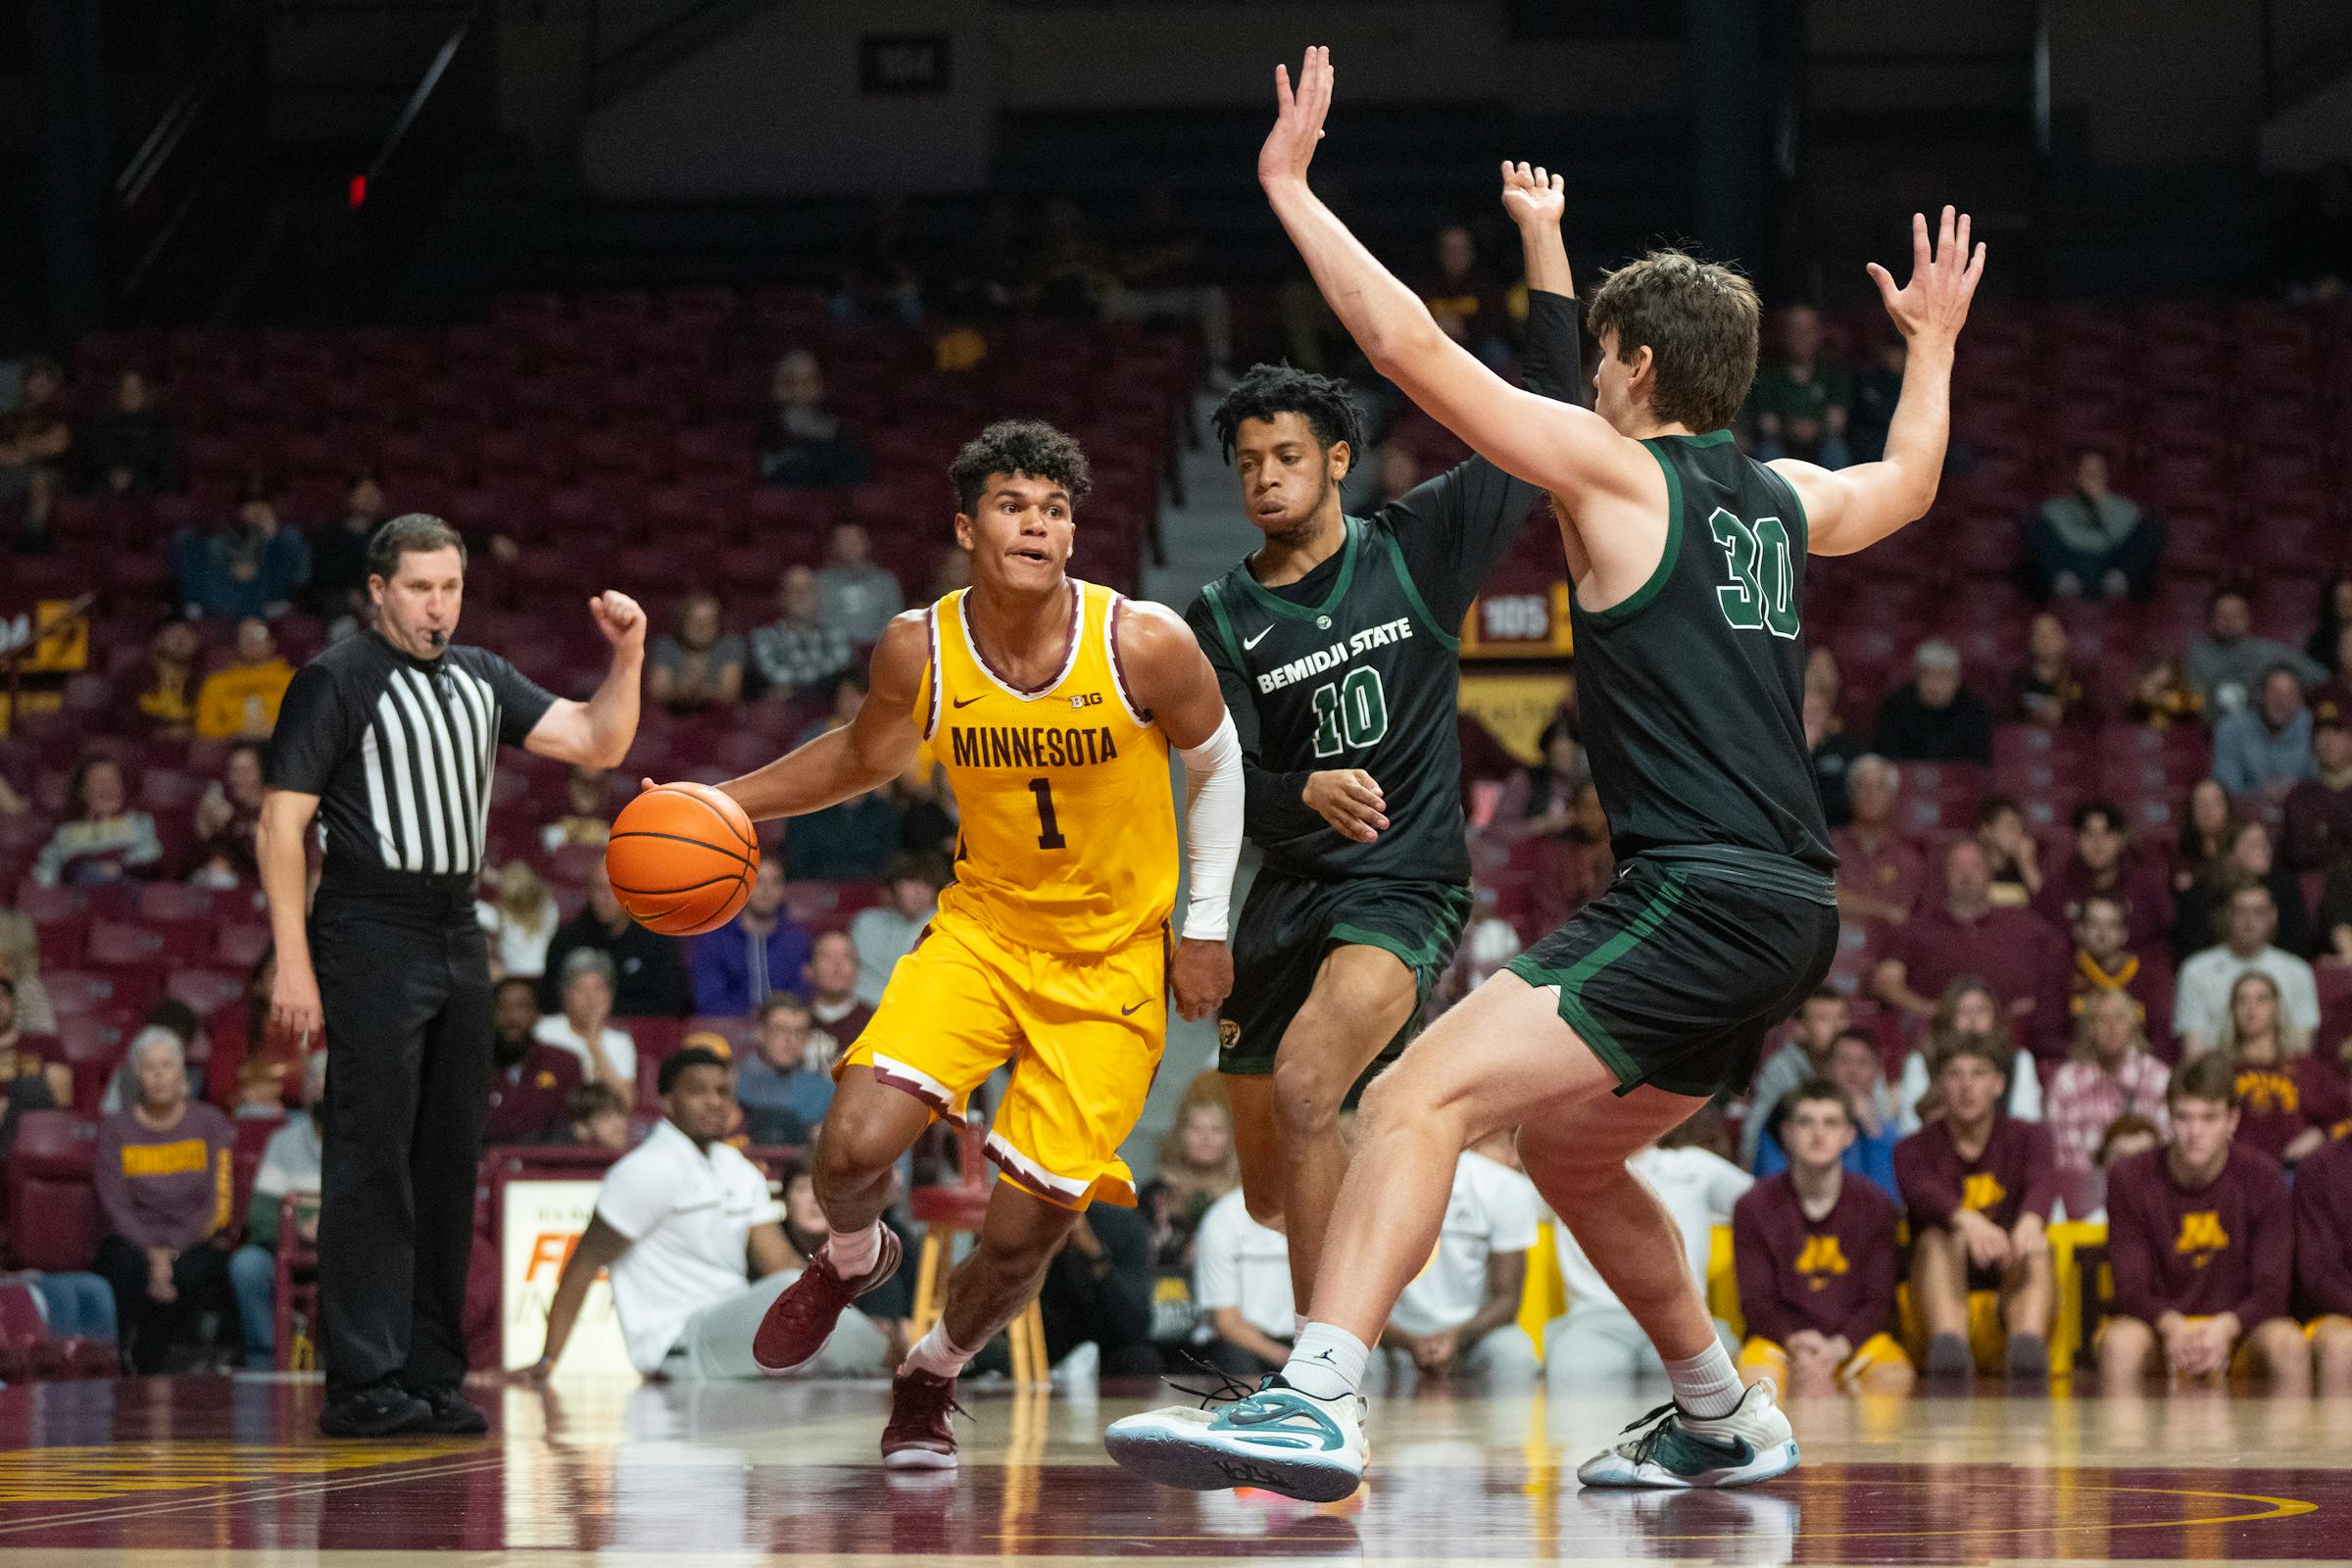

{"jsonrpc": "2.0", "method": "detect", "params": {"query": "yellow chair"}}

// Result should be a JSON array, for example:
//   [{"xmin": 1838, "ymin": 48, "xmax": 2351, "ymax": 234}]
[{"xmin": 907, "ymin": 1117, "xmax": 1050, "ymax": 1386}]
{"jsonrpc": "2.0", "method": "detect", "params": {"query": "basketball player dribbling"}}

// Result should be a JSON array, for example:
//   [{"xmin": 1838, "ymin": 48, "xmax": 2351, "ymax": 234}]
[
  {"xmin": 1109, "ymin": 46, "xmax": 1984, "ymax": 1499},
  {"xmin": 662, "ymin": 419, "xmax": 1246, "ymax": 1468}
]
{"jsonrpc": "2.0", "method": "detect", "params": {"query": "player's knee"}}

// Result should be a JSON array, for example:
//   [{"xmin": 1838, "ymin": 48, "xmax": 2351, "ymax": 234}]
[
  {"xmin": 2097, "ymin": 1317, "xmax": 2153, "ymax": 1374},
  {"xmin": 811, "ymin": 1116, "xmax": 900, "ymax": 1193},
  {"xmin": 2252, "ymin": 1319, "xmax": 2310, "ymax": 1371},
  {"xmin": 2315, "ymin": 1320, "xmax": 2352, "ymax": 1369},
  {"xmin": 1270, "ymin": 1045, "xmax": 1354, "ymax": 1136}
]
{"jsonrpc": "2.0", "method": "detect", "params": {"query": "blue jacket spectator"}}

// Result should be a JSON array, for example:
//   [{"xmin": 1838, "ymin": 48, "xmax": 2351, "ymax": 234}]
[
  {"xmin": 689, "ymin": 859, "xmax": 812, "ymax": 1016},
  {"xmin": 2214, "ymin": 666, "xmax": 2318, "ymax": 803},
  {"xmin": 173, "ymin": 492, "xmax": 310, "ymax": 621}
]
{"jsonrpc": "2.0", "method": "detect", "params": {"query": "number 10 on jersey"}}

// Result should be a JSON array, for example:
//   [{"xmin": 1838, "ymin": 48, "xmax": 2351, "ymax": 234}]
[{"xmin": 1310, "ymin": 667, "xmax": 1389, "ymax": 759}]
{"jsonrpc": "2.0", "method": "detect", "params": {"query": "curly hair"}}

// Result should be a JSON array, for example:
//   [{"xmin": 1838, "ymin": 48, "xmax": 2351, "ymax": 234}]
[
  {"xmin": 1585, "ymin": 248, "xmax": 1760, "ymax": 433},
  {"xmin": 948, "ymin": 420, "xmax": 1094, "ymax": 514},
  {"xmin": 1209, "ymin": 364, "xmax": 1365, "ymax": 465}
]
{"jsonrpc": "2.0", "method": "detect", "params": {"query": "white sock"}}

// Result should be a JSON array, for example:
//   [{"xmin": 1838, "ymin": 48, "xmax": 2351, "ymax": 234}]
[
  {"xmin": 1293, "ymin": 1312, "xmax": 1309, "ymax": 1340},
  {"xmin": 902, "ymin": 1320, "xmax": 976, "ymax": 1381},
  {"xmin": 826, "ymin": 1220, "xmax": 882, "ymax": 1279},
  {"xmin": 1665, "ymin": 1342, "xmax": 1743, "ymax": 1420},
  {"xmin": 1280, "ymin": 1322, "xmax": 1369, "ymax": 1401}
]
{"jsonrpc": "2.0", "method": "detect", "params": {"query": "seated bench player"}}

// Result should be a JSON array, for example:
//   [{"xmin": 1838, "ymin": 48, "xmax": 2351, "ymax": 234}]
[
  {"xmin": 2097, "ymin": 1053, "xmax": 2305, "ymax": 1391},
  {"xmin": 1735, "ymin": 1079, "xmax": 1912, "ymax": 1396},
  {"xmin": 1892, "ymin": 1036, "xmax": 2056, "ymax": 1380},
  {"xmin": 2296, "ymin": 1132, "xmax": 2352, "ymax": 1395}
]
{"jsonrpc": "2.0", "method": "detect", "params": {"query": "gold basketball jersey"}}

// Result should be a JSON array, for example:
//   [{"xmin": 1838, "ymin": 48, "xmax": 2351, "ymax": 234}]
[{"xmin": 916, "ymin": 579, "xmax": 1176, "ymax": 953}]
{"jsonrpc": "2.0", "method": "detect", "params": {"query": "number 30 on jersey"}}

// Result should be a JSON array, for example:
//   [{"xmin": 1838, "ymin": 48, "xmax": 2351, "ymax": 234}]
[{"xmin": 1707, "ymin": 508, "xmax": 1799, "ymax": 639}]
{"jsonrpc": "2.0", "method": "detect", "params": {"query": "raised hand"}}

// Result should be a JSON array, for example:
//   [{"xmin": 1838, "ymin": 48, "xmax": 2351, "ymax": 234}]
[
  {"xmin": 1867, "ymin": 205, "xmax": 1984, "ymax": 345},
  {"xmin": 1500, "ymin": 161, "xmax": 1565, "ymax": 230},
  {"xmin": 588, "ymin": 590, "xmax": 647, "ymax": 652},
  {"xmin": 1258, "ymin": 45, "xmax": 1334, "ymax": 188}
]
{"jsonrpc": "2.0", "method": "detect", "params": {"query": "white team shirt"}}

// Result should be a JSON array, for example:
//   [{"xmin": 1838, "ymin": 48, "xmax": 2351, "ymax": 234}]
[
  {"xmin": 1389, "ymin": 1150, "xmax": 1540, "ymax": 1337},
  {"xmin": 1555, "ymin": 1145, "xmax": 1751, "ymax": 1309},
  {"xmin": 1192, "ymin": 1188, "xmax": 1296, "ymax": 1341},
  {"xmin": 595, "ymin": 1118, "xmax": 781, "ymax": 1372}
]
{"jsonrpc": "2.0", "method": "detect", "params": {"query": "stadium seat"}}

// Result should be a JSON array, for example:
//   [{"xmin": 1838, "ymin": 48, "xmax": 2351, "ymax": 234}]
[{"xmin": 5, "ymin": 1113, "xmax": 102, "ymax": 1272}]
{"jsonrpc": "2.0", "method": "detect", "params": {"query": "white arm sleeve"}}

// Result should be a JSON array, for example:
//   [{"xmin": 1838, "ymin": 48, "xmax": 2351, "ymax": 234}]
[{"xmin": 1174, "ymin": 710, "xmax": 1244, "ymax": 941}]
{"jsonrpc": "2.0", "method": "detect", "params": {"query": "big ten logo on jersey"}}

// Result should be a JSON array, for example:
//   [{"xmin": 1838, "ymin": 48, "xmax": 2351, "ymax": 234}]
[
  {"xmin": 2174, "ymin": 1210, "xmax": 2230, "ymax": 1265},
  {"xmin": 1070, "ymin": 690, "xmax": 1103, "ymax": 710},
  {"xmin": 1795, "ymin": 1234, "xmax": 1850, "ymax": 1288},
  {"xmin": 1960, "ymin": 1171, "xmax": 2007, "ymax": 1212}
]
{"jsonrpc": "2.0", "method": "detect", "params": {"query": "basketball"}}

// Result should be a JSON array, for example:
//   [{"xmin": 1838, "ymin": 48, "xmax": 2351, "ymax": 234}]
[{"xmin": 604, "ymin": 782, "xmax": 761, "ymax": 936}]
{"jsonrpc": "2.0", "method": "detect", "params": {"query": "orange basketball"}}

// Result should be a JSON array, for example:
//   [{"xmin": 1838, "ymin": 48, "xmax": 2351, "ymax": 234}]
[{"xmin": 605, "ymin": 782, "xmax": 760, "ymax": 936}]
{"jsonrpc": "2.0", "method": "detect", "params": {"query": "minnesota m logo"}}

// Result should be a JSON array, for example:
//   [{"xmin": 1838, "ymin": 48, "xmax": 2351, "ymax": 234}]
[
  {"xmin": 1961, "ymin": 1172, "xmax": 2007, "ymax": 1212},
  {"xmin": 1795, "ymin": 1235, "xmax": 1850, "ymax": 1286},
  {"xmin": 2175, "ymin": 1210, "xmax": 2230, "ymax": 1263}
]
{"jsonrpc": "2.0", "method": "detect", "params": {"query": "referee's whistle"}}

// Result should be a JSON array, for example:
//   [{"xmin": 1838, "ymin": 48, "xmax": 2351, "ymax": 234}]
[{"xmin": 427, "ymin": 629, "xmax": 447, "ymax": 649}]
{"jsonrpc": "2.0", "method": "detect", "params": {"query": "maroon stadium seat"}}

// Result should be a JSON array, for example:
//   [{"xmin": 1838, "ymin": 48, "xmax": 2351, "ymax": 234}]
[{"xmin": 5, "ymin": 1112, "xmax": 102, "ymax": 1271}]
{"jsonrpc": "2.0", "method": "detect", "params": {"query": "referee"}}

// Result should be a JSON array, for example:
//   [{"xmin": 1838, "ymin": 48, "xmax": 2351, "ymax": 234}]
[{"xmin": 259, "ymin": 514, "xmax": 644, "ymax": 1437}]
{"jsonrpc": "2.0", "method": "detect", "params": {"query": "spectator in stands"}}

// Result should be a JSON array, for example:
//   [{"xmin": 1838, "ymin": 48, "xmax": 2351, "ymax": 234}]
[
  {"xmin": 1413, "ymin": 222, "xmax": 1512, "ymax": 368},
  {"xmin": 483, "ymin": 976, "xmax": 582, "ymax": 1146},
  {"xmin": 1974, "ymin": 795, "xmax": 2042, "ymax": 906},
  {"xmin": 1546, "ymin": 1125, "xmax": 1748, "ymax": 1389},
  {"xmin": 0, "ymin": 914, "xmax": 55, "ymax": 1038},
  {"xmin": 1894, "ymin": 1035, "xmax": 2055, "ymax": 1381},
  {"xmin": 2270, "ymin": 158, "xmax": 2352, "ymax": 303},
  {"xmin": 1875, "ymin": 839, "xmax": 2060, "ymax": 1040},
  {"xmin": 1141, "ymin": 1097, "xmax": 1239, "ymax": 1271},
  {"xmin": 2281, "ymin": 714, "xmax": 2352, "ymax": 872},
  {"xmin": 647, "ymin": 592, "xmax": 746, "ymax": 714},
  {"xmin": 2320, "ymin": 863, "xmax": 2352, "ymax": 966},
  {"xmin": 306, "ymin": 473, "xmax": 388, "ymax": 633},
  {"xmin": 0, "ymin": 977, "xmax": 65, "ymax": 1152},
  {"xmin": 2187, "ymin": 586, "xmax": 2323, "ymax": 716},
  {"xmin": 2035, "ymin": 800, "xmax": 2174, "ymax": 952},
  {"xmin": 2217, "ymin": 970, "xmax": 2349, "ymax": 1168},
  {"xmin": 1734, "ymin": 1080, "xmax": 1910, "ymax": 1396},
  {"xmin": 2097, "ymin": 1054, "xmax": 2306, "ymax": 1391},
  {"xmin": 689, "ymin": 858, "xmax": 811, "ymax": 1017},
  {"xmin": 475, "ymin": 860, "xmax": 559, "ymax": 983},
  {"xmin": 2174, "ymin": 819, "xmax": 2311, "ymax": 961},
  {"xmin": 1895, "ymin": 979, "xmax": 2044, "ymax": 1130},
  {"xmin": 1104, "ymin": 183, "xmax": 1235, "ymax": 386},
  {"xmin": 539, "ymin": 765, "xmax": 613, "ymax": 855},
  {"xmin": 803, "ymin": 928, "xmax": 873, "ymax": 1050},
  {"xmin": 33, "ymin": 753, "xmax": 162, "ymax": 888},
  {"xmin": 1038, "ymin": 1204, "xmax": 1162, "ymax": 1380},
  {"xmin": 535, "ymin": 949, "xmax": 638, "ymax": 1106},
  {"xmin": 126, "ymin": 619, "xmax": 203, "ymax": 738},
  {"xmin": 2311, "ymin": 624, "xmax": 2352, "ymax": 729},
  {"xmin": 1835, "ymin": 755, "xmax": 1925, "ymax": 923},
  {"xmin": 2057, "ymin": 892, "xmax": 2173, "ymax": 1055},
  {"xmin": 532, "ymin": 1048, "xmax": 890, "ymax": 1380},
  {"xmin": 79, "ymin": 369, "xmax": 175, "ymax": 496},
  {"xmin": 1192, "ymin": 1184, "xmax": 1297, "ymax": 1379},
  {"xmin": 750, "ymin": 564, "xmax": 854, "ymax": 702},
  {"xmin": 1748, "ymin": 305, "xmax": 1852, "ymax": 467},
  {"xmin": 193, "ymin": 616, "xmax": 295, "ymax": 740},
  {"xmin": 2044, "ymin": 990, "xmax": 2170, "ymax": 1220},
  {"xmin": 1805, "ymin": 684, "xmax": 1863, "ymax": 828},
  {"xmin": 832, "ymin": 194, "xmax": 924, "ymax": 325},
  {"xmin": 189, "ymin": 741, "xmax": 268, "ymax": 887},
  {"xmin": 784, "ymin": 783, "xmax": 902, "ymax": 881},
  {"xmin": 1740, "ymin": 989, "xmax": 1850, "ymax": 1167},
  {"xmin": 2125, "ymin": 651, "xmax": 2203, "ymax": 730},
  {"xmin": 2023, "ymin": 447, "xmax": 2163, "ymax": 601},
  {"xmin": 757, "ymin": 351, "xmax": 869, "ymax": 489},
  {"xmin": 2174, "ymin": 879, "xmax": 2321, "ymax": 1059},
  {"xmin": 2307, "ymin": 577, "xmax": 2352, "ymax": 671},
  {"xmin": 2006, "ymin": 612, "xmax": 2098, "ymax": 727},
  {"xmin": 1029, "ymin": 199, "xmax": 1117, "ymax": 318},
  {"xmin": 2215, "ymin": 664, "xmax": 2317, "ymax": 806},
  {"xmin": 734, "ymin": 993, "xmax": 834, "ymax": 1146},
  {"xmin": 1875, "ymin": 639, "xmax": 1993, "ymax": 763},
  {"xmin": 2296, "ymin": 1133, "xmax": 2352, "ymax": 1395},
  {"xmin": 1845, "ymin": 330, "xmax": 1905, "ymax": 464},
  {"xmin": 814, "ymin": 523, "xmax": 905, "ymax": 645},
  {"xmin": 888, "ymin": 758, "xmax": 957, "ymax": 860},
  {"xmin": 93, "ymin": 1030, "xmax": 235, "ymax": 1374},
  {"xmin": 0, "ymin": 357, "xmax": 71, "ymax": 549},
  {"xmin": 2173, "ymin": 777, "xmax": 2238, "ymax": 903},
  {"xmin": 849, "ymin": 851, "xmax": 946, "ymax": 1004},
  {"xmin": 228, "ymin": 1052, "xmax": 325, "ymax": 1367},
  {"xmin": 541, "ymin": 869, "xmax": 691, "ymax": 1018},
  {"xmin": 1373, "ymin": 1129, "xmax": 1541, "ymax": 1391},
  {"xmin": 1488, "ymin": 723, "xmax": 1589, "ymax": 843},
  {"xmin": 1755, "ymin": 1029, "xmax": 1901, "ymax": 1197},
  {"xmin": 173, "ymin": 483, "xmax": 311, "ymax": 622},
  {"xmin": 563, "ymin": 1082, "xmax": 632, "ymax": 1152}
]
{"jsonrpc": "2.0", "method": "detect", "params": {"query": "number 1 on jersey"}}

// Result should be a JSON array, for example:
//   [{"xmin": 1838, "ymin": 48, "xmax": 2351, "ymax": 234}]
[{"xmin": 1027, "ymin": 777, "xmax": 1067, "ymax": 850}]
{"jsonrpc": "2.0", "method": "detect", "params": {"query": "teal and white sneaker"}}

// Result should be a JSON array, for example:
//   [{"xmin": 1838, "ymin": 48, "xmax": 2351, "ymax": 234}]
[
  {"xmin": 1575, "ymin": 1381, "xmax": 1798, "ymax": 1490},
  {"xmin": 1105, "ymin": 1375, "xmax": 1368, "ymax": 1502}
]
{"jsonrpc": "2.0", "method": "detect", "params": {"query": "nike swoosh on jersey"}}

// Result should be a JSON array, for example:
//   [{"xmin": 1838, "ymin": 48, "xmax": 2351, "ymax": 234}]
[
  {"xmin": 952, "ymin": 694, "xmax": 985, "ymax": 709},
  {"xmin": 1243, "ymin": 627, "xmax": 1273, "ymax": 651},
  {"xmin": 1121, "ymin": 1000, "xmax": 1149, "ymax": 1015}
]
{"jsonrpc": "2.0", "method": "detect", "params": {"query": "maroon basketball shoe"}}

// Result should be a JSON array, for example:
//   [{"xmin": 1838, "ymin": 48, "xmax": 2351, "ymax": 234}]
[
  {"xmin": 881, "ymin": 1367, "xmax": 965, "ymax": 1470},
  {"xmin": 751, "ymin": 1227, "xmax": 905, "ymax": 1374}
]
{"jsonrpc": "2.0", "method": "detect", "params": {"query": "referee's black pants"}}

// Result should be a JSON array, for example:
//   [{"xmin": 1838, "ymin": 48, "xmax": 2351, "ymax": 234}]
[{"xmin": 312, "ymin": 877, "xmax": 492, "ymax": 1403}]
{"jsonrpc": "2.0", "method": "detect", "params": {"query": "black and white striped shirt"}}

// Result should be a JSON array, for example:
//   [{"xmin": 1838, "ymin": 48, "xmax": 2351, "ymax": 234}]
[{"xmin": 268, "ymin": 631, "xmax": 556, "ymax": 882}]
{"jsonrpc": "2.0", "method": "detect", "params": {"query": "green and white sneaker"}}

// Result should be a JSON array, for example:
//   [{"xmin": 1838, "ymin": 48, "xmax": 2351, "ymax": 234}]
[
  {"xmin": 1105, "ymin": 1375, "xmax": 1368, "ymax": 1502},
  {"xmin": 1576, "ymin": 1381, "xmax": 1799, "ymax": 1490}
]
